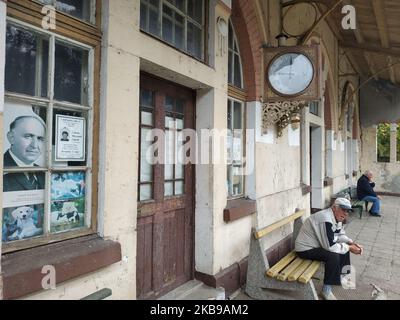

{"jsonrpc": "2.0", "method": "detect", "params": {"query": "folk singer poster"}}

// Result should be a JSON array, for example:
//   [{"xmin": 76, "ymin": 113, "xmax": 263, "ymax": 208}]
[{"xmin": 55, "ymin": 115, "xmax": 86, "ymax": 161}]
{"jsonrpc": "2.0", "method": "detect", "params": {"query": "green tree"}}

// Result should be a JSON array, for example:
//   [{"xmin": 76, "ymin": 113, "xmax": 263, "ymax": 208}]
[{"xmin": 377, "ymin": 123, "xmax": 390, "ymax": 162}]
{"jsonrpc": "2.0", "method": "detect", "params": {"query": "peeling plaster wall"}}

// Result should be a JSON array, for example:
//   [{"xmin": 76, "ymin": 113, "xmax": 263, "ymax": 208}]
[{"xmin": 360, "ymin": 126, "xmax": 400, "ymax": 193}]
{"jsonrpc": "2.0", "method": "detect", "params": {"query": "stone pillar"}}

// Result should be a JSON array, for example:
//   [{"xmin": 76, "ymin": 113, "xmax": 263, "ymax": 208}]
[
  {"xmin": 195, "ymin": 1, "xmax": 230, "ymax": 275},
  {"xmin": 390, "ymin": 123, "xmax": 397, "ymax": 163},
  {"xmin": 97, "ymin": 0, "xmax": 139, "ymax": 298},
  {"xmin": 0, "ymin": 0, "xmax": 7, "ymax": 301}
]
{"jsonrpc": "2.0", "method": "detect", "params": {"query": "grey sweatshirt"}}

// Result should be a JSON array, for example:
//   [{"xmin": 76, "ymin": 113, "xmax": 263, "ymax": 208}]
[{"xmin": 295, "ymin": 208, "xmax": 352, "ymax": 254}]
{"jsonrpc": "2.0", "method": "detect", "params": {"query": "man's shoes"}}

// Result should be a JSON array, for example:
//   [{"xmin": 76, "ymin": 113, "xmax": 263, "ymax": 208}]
[
  {"xmin": 369, "ymin": 211, "xmax": 381, "ymax": 217},
  {"xmin": 321, "ymin": 291, "xmax": 337, "ymax": 300}
]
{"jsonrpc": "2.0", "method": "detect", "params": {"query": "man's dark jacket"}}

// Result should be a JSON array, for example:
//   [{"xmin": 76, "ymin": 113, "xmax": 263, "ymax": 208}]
[
  {"xmin": 3, "ymin": 150, "xmax": 45, "ymax": 192},
  {"xmin": 357, "ymin": 174, "xmax": 377, "ymax": 200}
]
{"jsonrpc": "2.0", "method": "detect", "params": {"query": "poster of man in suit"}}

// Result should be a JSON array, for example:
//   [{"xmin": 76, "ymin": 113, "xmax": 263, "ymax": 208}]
[{"xmin": 2, "ymin": 101, "xmax": 46, "ymax": 242}]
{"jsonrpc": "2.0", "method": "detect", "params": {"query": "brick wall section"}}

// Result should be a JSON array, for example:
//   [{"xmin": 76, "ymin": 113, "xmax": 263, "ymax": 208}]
[{"xmin": 231, "ymin": 0, "xmax": 262, "ymax": 101}]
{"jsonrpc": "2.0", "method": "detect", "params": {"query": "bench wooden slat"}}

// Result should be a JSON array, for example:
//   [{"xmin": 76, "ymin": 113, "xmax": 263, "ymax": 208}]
[
  {"xmin": 266, "ymin": 251, "xmax": 297, "ymax": 278},
  {"xmin": 298, "ymin": 261, "xmax": 321, "ymax": 284},
  {"xmin": 276, "ymin": 257, "xmax": 304, "ymax": 281},
  {"xmin": 255, "ymin": 210, "xmax": 306, "ymax": 240},
  {"xmin": 287, "ymin": 259, "xmax": 313, "ymax": 282}
]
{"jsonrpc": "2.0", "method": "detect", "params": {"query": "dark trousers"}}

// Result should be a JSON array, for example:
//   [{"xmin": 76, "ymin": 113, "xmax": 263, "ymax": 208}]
[{"xmin": 297, "ymin": 248, "xmax": 351, "ymax": 286}]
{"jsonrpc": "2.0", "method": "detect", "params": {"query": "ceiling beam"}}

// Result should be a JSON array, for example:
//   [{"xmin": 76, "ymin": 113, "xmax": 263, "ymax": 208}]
[
  {"xmin": 372, "ymin": 0, "xmax": 390, "ymax": 48},
  {"xmin": 371, "ymin": 0, "xmax": 394, "ymax": 83},
  {"xmin": 339, "ymin": 41, "xmax": 400, "ymax": 57}
]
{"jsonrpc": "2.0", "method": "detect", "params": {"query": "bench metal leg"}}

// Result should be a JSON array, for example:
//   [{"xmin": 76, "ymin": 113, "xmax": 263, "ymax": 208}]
[{"xmin": 303, "ymin": 280, "xmax": 319, "ymax": 300}]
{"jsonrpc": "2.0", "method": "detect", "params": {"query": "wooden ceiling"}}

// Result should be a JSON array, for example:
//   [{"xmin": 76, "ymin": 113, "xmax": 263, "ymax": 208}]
[{"xmin": 327, "ymin": 0, "xmax": 400, "ymax": 83}]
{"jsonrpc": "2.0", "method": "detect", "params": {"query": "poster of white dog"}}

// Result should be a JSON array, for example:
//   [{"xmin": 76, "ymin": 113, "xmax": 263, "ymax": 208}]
[{"xmin": 2, "ymin": 205, "xmax": 44, "ymax": 242}]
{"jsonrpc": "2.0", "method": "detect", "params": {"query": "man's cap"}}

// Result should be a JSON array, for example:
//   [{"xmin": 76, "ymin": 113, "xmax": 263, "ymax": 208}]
[{"xmin": 334, "ymin": 198, "xmax": 353, "ymax": 212}]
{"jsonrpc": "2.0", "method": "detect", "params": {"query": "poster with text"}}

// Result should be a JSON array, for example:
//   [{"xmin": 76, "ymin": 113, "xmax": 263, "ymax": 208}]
[{"xmin": 55, "ymin": 115, "xmax": 86, "ymax": 161}]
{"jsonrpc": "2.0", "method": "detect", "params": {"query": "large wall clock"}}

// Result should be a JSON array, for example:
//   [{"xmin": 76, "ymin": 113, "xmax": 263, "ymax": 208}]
[{"xmin": 264, "ymin": 45, "xmax": 321, "ymax": 102}]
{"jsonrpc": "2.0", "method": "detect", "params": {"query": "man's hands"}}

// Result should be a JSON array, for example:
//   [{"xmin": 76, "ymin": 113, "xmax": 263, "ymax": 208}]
[{"xmin": 349, "ymin": 243, "xmax": 363, "ymax": 255}]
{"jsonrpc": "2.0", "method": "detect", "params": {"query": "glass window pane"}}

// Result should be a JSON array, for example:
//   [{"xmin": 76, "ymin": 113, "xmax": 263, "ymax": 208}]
[
  {"xmin": 176, "ymin": 99, "xmax": 184, "ymax": 114},
  {"xmin": 176, "ymin": 118, "xmax": 184, "ymax": 130},
  {"xmin": 149, "ymin": 7, "xmax": 161, "ymax": 36},
  {"xmin": 165, "ymin": 116, "xmax": 175, "ymax": 129},
  {"xmin": 167, "ymin": 0, "xmax": 185, "ymax": 12},
  {"xmin": 187, "ymin": 22, "xmax": 202, "ymax": 59},
  {"xmin": 228, "ymin": 51, "xmax": 233, "ymax": 85},
  {"xmin": 140, "ymin": 184, "xmax": 153, "ymax": 201},
  {"xmin": 50, "ymin": 171, "xmax": 86, "ymax": 233},
  {"xmin": 175, "ymin": 16, "xmax": 184, "ymax": 50},
  {"xmin": 165, "ymin": 96, "xmax": 174, "ymax": 112},
  {"xmin": 227, "ymin": 165, "xmax": 232, "ymax": 195},
  {"xmin": 141, "ymin": 111, "xmax": 153, "ymax": 126},
  {"xmin": 55, "ymin": 42, "xmax": 89, "ymax": 105},
  {"xmin": 140, "ymin": 128, "xmax": 153, "ymax": 182},
  {"xmin": 165, "ymin": 130, "xmax": 174, "ymax": 179},
  {"xmin": 234, "ymin": 54, "xmax": 242, "ymax": 88},
  {"xmin": 55, "ymin": 0, "xmax": 92, "ymax": 22},
  {"xmin": 140, "ymin": 1, "xmax": 148, "ymax": 30},
  {"xmin": 175, "ymin": 181, "xmax": 184, "ymax": 195},
  {"xmin": 5, "ymin": 24, "xmax": 49, "ymax": 97},
  {"xmin": 232, "ymin": 165, "xmax": 243, "ymax": 196},
  {"xmin": 228, "ymin": 22, "xmax": 233, "ymax": 50},
  {"xmin": 3, "ymin": 102, "xmax": 47, "ymax": 169},
  {"xmin": 165, "ymin": 182, "xmax": 174, "ymax": 197},
  {"xmin": 2, "ymin": 203, "xmax": 44, "ymax": 242},
  {"xmin": 227, "ymin": 100, "xmax": 232, "ymax": 129},
  {"xmin": 234, "ymin": 101, "xmax": 242, "ymax": 130},
  {"xmin": 140, "ymin": 89, "xmax": 154, "ymax": 108},
  {"xmin": 176, "ymin": 130, "xmax": 184, "ymax": 177},
  {"xmin": 188, "ymin": 0, "xmax": 203, "ymax": 24}
]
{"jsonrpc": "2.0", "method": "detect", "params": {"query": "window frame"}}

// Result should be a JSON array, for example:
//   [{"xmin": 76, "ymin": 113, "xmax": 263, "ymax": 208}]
[
  {"xmin": 227, "ymin": 96, "xmax": 246, "ymax": 200},
  {"xmin": 33, "ymin": 0, "xmax": 97, "ymax": 25},
  {"xmin": 228, "ymin": 20, "xmax": 244, "ymax": 90},
  {"xmin": 2, "ymin": 0, "xmax": 101, "ymax": 254},
  {"xmin": 140, "ymin": 0, "xmax": 208, "ymax": 63}
]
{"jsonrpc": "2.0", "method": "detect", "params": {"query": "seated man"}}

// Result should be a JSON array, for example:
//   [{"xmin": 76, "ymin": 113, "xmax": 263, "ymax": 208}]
[
  {"xmin": 357, "ymin": 170, "xmax": 382, "ymax": 217},
  {"xmin": 295, "ymin": 198, "xmax": 363, "ymax": 300}
]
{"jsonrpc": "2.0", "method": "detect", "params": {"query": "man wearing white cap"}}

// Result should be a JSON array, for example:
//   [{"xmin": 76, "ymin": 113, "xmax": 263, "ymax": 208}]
[{"xmin": 295, "ymin": 198, "xmax": 363, "ymax": 300}]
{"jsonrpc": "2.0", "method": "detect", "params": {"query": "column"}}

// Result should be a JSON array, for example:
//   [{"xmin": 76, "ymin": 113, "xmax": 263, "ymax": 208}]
[{"xmin": 390, "ymin": 123, "xmax": 397, "ymax": 163}]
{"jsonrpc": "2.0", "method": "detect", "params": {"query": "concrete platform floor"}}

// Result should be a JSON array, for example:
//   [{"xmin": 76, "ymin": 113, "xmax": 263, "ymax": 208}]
[{"xmin": 233, "ymin": 196, "xmax": 400, "ymax": 300}]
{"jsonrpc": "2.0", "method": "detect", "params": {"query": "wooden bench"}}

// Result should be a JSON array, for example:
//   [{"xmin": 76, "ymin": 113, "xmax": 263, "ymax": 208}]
[
  {"xmin": 245, "ymin": 209, "xmax": 320, "ymax": 300},
  {"xmin": 331, "ymin": 186, "xmax": 370, "ymax": 219},
  {"xmin": 81, "ymin": 288, "xmax": 112, "ymax": 300}
]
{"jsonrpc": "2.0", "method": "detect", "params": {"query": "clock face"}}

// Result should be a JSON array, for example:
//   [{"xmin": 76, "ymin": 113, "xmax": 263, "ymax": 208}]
[{"xmin": 268, "ymin": 53, "xmax": 314, "ymax": 96}]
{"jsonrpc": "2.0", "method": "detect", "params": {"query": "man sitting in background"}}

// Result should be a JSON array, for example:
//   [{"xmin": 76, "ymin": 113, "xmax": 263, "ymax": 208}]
[{"xmin": 357, "ymin": 170, "xmax": 382, "ymax": 217}]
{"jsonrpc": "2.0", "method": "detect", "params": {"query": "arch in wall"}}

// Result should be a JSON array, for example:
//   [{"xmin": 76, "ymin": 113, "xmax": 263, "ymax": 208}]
[
  {"xmin": 230, "ymin": 0, "xmax": 263, "ymax": 101},
  {"xmin": 340, "ymin": 81, "xmax": 358, "ymax": 133}
]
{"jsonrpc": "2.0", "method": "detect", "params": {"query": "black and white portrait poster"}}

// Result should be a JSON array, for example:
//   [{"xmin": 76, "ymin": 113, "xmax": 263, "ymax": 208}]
[{"xmin": 55, "ymin": 115, "xmax": 86, "ymax": 161}]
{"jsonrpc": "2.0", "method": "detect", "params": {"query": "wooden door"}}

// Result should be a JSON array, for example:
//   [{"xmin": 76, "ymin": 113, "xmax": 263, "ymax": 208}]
[{"xmin": 136, "ymin": 74, "xmax": 195, "ymax": 299}]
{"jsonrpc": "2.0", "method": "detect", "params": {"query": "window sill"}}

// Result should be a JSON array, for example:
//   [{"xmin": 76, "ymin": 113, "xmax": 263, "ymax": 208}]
[
  {"xmin": 1, "ymin": 235, "xmax": 121, "ymax": 300},
  {"xmin": 224, "ymin": 198, "xmax": 256, "ymax": 223}
]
